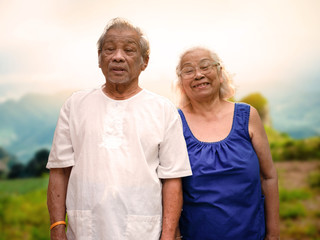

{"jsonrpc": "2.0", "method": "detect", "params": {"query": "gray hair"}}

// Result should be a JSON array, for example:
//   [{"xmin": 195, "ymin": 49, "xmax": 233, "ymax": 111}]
[
  {"xmin": 175, "ymin": 46, "xmax": 235, "ymax": 107},
  {"xmin": 97, "ymin": 17, "xmax": 150, "ymax": 61}
]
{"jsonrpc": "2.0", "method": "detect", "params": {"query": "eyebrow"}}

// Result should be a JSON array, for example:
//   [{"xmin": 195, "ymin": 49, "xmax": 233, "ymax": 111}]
[
  {"xmin": 104, "ymin": 38, "xmax": 139, "ymax": 45},
  {"xmin": 181, "ymin": 58, "xmax": 212, "ymax": 68},
  {"xmin": 181, "ymin": 62, "xmax": 193, "ymax": 68}
]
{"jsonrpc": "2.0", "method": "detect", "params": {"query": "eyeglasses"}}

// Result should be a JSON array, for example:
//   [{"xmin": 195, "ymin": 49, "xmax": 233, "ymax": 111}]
[{"xmin": 180, "ymin": 60, "xmax": 220, "ymax": 79}]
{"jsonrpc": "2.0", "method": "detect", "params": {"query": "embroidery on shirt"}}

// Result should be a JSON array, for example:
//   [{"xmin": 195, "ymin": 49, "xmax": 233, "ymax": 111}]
[{"xmin": 99, "ymin": 103, "xmax": 125, "ymax": 149}]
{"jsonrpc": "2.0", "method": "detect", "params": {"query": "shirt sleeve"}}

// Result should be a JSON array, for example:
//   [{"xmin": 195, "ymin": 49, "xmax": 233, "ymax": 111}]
[
  {"xmin": 157, "ymin": 104, "xmax": 192, "ymax": 179},
  {"xmin": 46, "ymin": 96, "xmax": 75, "ymax": 169}
]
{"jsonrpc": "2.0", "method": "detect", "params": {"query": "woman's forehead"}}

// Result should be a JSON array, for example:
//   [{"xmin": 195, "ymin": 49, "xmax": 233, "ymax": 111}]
[{"xmin": 181, "ymin": 49, "xmax": 211, "ymax": 63}]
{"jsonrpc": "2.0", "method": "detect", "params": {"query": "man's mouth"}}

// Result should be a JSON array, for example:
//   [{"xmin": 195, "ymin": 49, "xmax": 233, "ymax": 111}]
[{"xmin": 112, "ymin": 67, "xmax": 125, "ymax": 72}]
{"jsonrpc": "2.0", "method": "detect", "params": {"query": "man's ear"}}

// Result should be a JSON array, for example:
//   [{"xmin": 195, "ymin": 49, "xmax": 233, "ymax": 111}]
[
  {"xmin": 141, "ymin": 56, "xmax": 149, "ymax": 71},
  {"xmin": 98, "ymin": 50, "xmax": 102, "ymax": 68}
]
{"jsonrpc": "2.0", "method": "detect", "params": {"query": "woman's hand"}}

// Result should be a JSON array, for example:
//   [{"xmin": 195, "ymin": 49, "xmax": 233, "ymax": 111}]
[{"xmin": 264, "ymin": 234, "xmax": 280, "ymax": 240}]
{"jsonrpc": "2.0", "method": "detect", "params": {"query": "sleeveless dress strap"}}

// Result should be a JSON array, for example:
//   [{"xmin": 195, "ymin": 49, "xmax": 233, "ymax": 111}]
[
  {"xmin": 178, "ymin": 109, "xmax": 187, "ymax": 131},
  {"xmin": 234, "ymin": 103, "xmax": 251, "ymax": 141}
]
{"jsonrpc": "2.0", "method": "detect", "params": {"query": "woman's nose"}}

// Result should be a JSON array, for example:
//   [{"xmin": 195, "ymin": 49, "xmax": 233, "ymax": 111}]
[{"xmin": 194, "ymin": 68, "xmax": 204, "ymax": 79}]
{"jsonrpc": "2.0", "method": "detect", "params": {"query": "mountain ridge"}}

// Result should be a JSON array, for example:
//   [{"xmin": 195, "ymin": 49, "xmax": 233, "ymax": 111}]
[{"xmin": 0, "ymin": 88, "xmax": 318, "ymax": 163}]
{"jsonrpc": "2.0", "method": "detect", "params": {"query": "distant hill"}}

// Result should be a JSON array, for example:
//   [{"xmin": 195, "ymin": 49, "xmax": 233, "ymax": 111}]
[
  {"xmin": 265, "ymin": 63, "xmax": 320, "ymax": 139},
  {"xmin": 0, "ymin": 84, "xmax": 319, "ymax": 164},
  {"xmin": 268, "ymin": 92, "xmax": 320, "ymax": 138},
  {"xmin": 237, "ymin": 59, "xmax": 320, "ymax": 139},
  {"xmin": 0, "ymin": 91, "xmax": 73, "ymax": 163}
]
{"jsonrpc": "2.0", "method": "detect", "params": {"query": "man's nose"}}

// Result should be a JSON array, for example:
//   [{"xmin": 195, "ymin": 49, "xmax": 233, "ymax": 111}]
[{"xmin": 112, "ymin": 49, "xmax": 125, "ymax": 62}]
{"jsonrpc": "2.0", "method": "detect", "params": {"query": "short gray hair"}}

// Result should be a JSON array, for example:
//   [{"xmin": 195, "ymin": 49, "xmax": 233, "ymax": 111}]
[
  {"xmin": 97, "ymin": 17, "xmax": 150, "ymax": 61},
  {"xmin": 175, "ymin": 46, "xmax": 235, "ymax": 107}
]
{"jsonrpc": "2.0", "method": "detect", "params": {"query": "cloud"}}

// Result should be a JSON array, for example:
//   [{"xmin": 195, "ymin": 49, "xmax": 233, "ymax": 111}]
[{"xmin": 1, "ymin": 0, "xmax": 320, "ymax": 101}]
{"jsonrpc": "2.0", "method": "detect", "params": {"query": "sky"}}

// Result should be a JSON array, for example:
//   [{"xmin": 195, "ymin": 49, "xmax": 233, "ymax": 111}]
[{"xmin": 1, "ymin": 0, "xmax": 320, "ymax": 103}]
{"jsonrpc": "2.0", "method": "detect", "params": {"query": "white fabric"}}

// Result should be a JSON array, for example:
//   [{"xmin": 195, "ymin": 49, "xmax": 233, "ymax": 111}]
[{"xmin": 47, "ymin": 87, "xmax": 192, "ymax": 240}]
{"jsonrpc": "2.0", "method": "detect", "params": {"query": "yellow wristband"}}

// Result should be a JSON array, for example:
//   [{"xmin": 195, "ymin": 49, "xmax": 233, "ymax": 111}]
[{"xmin": 50, "ymin": 221, "xmax": 66, "ymax": 230}]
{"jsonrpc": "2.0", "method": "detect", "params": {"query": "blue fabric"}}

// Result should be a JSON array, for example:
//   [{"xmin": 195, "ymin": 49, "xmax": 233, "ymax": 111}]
[{"xmin": 179, "ymin": 103, "xmax": 265, "ymax": 240}]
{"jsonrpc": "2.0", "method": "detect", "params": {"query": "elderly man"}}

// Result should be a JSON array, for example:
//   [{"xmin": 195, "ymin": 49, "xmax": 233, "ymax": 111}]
[{"xmin": 46, "ymin": 18, "xmax": 192, "ymax": 240}]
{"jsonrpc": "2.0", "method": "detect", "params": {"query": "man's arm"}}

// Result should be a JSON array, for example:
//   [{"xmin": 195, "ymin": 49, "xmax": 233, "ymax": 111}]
[
  {"xmin": 47, "ymin": 167, "xmax": 72, "ymax": 240},
  {"xmin": 160, "ymin": 178, "xmax": 183, "ymax": 240}
]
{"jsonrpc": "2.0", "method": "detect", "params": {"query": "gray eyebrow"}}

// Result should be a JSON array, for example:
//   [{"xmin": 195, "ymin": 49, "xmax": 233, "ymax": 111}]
[{"xmin": 181, "ymin": 59, "xmax": 212, "ymax": 68}]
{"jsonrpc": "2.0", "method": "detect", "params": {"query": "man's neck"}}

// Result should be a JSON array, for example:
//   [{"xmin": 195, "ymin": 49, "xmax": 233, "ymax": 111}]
[{"xmin": 102, "ymin": 82, "xmax": 142, "ymax": 100}]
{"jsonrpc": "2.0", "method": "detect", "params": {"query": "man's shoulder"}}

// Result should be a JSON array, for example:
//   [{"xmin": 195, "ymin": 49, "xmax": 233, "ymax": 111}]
[
  {"xmin": 71, "ymin": 88, "xmax": 100, "ymax": 98},
  {"xmin": 65, "ymin": 88, "xmax": 101, "ymax": 103},
  {"xmin": 141, "ymin": 89, "xmax": 175, "ymax": 107},
  {"xmin": 139, "ymin": 90, "xmax": 180, "ymax": 119}
]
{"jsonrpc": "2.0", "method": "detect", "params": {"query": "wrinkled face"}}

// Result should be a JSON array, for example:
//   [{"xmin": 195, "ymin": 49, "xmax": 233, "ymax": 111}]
[
  {"xmin": 179, "ymin": 48, "xmax": 222, "ymax": 101},
  {"xmin": 98, "ymin": 28, "xmax": 148, "ymax": 85}
]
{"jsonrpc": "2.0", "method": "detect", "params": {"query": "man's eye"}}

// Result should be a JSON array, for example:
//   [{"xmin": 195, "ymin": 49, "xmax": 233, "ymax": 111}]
[
  {"xmin": 125, "ymin": 48, "xmax": 135, "ymax": 52},
  {"xmin": 104, "ymin": 47, "xmax": 115, "ymax": 53}
]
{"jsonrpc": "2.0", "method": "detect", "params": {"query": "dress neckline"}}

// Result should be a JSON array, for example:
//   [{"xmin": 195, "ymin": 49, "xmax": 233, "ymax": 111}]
[{"xmin": 179, "ymin": 103, "xmax": 237, "ymax": 145}]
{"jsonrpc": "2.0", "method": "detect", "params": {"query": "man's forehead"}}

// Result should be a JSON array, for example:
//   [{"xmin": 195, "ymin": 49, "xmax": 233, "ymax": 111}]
[{"xmin": 105, "ymin": 29, "xmax": 140, "ymax": 44}]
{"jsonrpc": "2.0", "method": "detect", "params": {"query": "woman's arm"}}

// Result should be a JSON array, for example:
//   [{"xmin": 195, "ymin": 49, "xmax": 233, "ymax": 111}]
[{"xmin": 249, "ymin": 106, "xmax": 280, "ymax": 240}]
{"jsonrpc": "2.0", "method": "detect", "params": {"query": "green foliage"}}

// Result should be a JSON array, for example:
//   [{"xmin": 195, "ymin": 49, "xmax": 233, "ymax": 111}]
[
  {"xmin": 0, "ymin": 147, "xmax": 18, "ymax": 179},
  {"xmin": 277, "ymin": 161, "xmax": 320, "ymax": 239},
  {"xmin": 0, "ymin": 177, "xmax": 50, "ymax": 240},
  {"xmin": 240, "ymin": 92, "xmax": 267, "ymax": 116},
  {"xmin": 280, "ymin": 201, "xmax": 307, "ymax": 219},
  {"xmin": 0, "ymin": 176, "xmax": 49, "ymax": 196},
  {"xmin": 283, "ymin": 220, "xmax": 319, "ymax": 239},
  {"xmin": 24, "ymin": 149, "xmax": 50, "ymax": 178},
  {"xmin": 308, "ymin": 168, "xmax": 320, "ymax": 189},
  {"xmin": 7, "ymin": 162, "xmax": 24, "ymax": 179},
  {"xmin": 279, "ymin": 188, "xmax": 312, "ymax": 202},
  {"xmin": 265, "ymin": 126, "xmax": 320, "ymax": 161},
  {"xmin": 6, "ymin": 148, "xmax": 50, "ymax": 179},
  {"xmin": 279, "ymin": 187, "xmax": 311, "ymax": 220}
]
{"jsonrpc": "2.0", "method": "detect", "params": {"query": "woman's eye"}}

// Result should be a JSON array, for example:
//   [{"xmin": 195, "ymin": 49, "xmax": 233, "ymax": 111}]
[{"xmin": 184, "ymin": 69, "xmax": 194, "ymax": 74}]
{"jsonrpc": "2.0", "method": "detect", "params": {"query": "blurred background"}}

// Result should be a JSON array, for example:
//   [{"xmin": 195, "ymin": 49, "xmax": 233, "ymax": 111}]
[{"xmin": 0, "ymin": 0, "xmax": 319, "ymax": 239}]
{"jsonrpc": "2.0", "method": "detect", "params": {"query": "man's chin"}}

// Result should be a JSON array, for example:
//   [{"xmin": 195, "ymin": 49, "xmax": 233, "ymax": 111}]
[{"xmin": 108, "ymin": 77, "xmax": 130, "ymax": 85}]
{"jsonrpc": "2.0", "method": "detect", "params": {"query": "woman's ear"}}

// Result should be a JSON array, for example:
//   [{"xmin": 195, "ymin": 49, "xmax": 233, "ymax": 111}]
[{"xmin": 219, "ymin": 66, "xmax": 224, "ymax": 83}]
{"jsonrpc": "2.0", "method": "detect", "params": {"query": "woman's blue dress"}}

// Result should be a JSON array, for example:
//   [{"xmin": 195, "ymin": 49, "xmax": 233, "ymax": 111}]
[{"xmin": 178, "ymin": 103, "xmax": 265, "ymax": 240}]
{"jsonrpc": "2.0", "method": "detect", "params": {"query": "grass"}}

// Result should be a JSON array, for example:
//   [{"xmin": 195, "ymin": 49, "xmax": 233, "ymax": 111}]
[
  {"xmin": 0, "ymin": 176, "xmax": 50, "ymax": 240},
  {"xmin": 0, "ymin": 175, "xmax": 48, "ymax": 195},
  {"xmin": 0, "ymin": 163, "xmax": 320, "ymax": 239},
  {"xmin": 308, "ymin": 169, "xmax": 320, "ymax": 189},
  {"xmin": 276, "ymin": 161, "xmax": 320, "ymax": 240}
]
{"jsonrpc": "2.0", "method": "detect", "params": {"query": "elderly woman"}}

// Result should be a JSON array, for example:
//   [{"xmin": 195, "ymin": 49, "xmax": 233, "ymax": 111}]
[{"xmin": 175, "ymin": 47, "xmax": 280, "ymax": 240}]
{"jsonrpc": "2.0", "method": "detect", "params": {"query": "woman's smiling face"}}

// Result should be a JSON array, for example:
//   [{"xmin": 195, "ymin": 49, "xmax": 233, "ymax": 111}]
[{"xmin": 180, "ymin": 48, "xmax": 223, "ymax": 102}]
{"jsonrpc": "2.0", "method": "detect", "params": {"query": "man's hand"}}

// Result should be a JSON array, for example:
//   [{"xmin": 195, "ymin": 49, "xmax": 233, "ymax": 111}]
[{"xmin": 50, "ymin": 224, "xmax": 67, "ymax": 240}]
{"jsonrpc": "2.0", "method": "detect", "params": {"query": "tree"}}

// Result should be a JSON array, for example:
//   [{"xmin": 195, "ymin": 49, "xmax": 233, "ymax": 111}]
[
  {"xmin": 0, "ymin": 147, "xmax": 18, "ymax": 178},
  {"xmin": 25, "ymin": 149, "xmax": 50, "ymax": 177},
  {"xmin": 240, "ymin": 92, "xmax": 271, "ymax": 126},
  {"xmin": 8, "ymin": 162, "xmax": 24, "ymax": 179}
]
